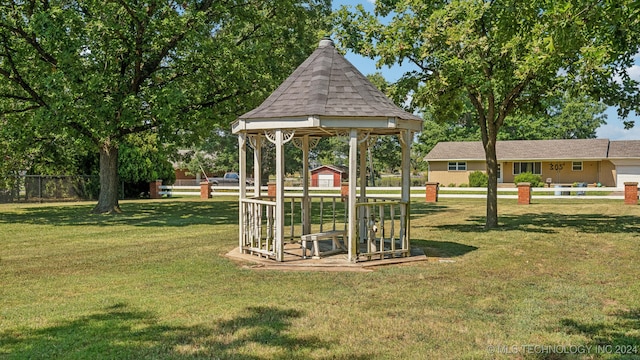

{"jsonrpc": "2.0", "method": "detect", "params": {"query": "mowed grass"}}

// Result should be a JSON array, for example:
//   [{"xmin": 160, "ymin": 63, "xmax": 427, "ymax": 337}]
[{"xmin": 1, "ymin": 198, "xmax": 639, "ymax": 359}]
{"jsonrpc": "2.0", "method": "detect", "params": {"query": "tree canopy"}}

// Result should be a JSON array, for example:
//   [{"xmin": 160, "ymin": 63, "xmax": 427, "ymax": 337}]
[
  {"xmin": 0, "ymin": 0, "xmax": 331, "ymax": 212},
  {"xmin": 335, "ymin": 0, "xmax": 640, "ymax": 228}
]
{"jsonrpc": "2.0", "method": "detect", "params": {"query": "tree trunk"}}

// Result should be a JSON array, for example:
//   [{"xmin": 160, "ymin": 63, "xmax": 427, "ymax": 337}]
[
  {"xmin": 92, "ymin": 141, "xmax": 121, "ymax": 214},
  {"xmin": 484, "ymin": 138, "xmax": 499, "ymax": 229}
]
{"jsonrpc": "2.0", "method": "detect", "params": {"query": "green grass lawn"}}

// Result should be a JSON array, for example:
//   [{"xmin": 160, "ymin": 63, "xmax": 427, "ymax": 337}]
[{"xmin": 1, "ymin": 198, "xmax": 639, "ymax": 359}]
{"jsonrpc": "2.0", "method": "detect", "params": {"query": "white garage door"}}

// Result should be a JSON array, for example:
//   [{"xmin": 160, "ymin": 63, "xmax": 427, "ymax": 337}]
[
  {"xmin": 318, "ymin": 174, "xmax": 334, "ymax": 187},
  {"xmin": 616, "ymin": 165, "xmax": 640, "ymax": 188}
]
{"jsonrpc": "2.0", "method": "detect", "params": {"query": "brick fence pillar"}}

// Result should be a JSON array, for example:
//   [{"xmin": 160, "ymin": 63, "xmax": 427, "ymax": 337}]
[
  {"xmin": 425, "ymin": 182, "xmax": 439, "ymax": 203},
  {"xmin": 150, "ymin": 180, "xmax": 163, "ymax": 199},
  {"xmin": 517, "ymin": 182, "xmax": 532, "ymax": 205},
  {"xmin": 341, "ymin": 182, "xmax": 349, "ymax": 199},
  {"xmin": 624, "ymin": 182, "xmax": 638, "ymax": 205},
  {"xmin": 200, "ymin": 181, "xmax": 211, "ymax": 199},
  {"xmin": 268, "ymin": 182, "xmax": 276, "ymax": 198}
]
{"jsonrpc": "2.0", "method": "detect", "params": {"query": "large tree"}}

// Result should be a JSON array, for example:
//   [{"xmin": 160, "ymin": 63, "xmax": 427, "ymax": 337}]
[
  {"xmin": 336, "ymin": 0, "xmax": 639, "ymax": 228},
  {"xmin": 0, "ymin": 0, "xmax": 331, "ymax": 213}
]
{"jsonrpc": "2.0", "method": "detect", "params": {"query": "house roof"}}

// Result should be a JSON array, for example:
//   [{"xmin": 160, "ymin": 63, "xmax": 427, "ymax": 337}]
[
  {"xmin": 424, "ymin": 139, "xmax": 613, "ymax": 161},
  {"xmin": 233, "ymin": 38, "xmax": 422, "ymax": 135},
  {"xmin": 608, "ymin": 140, "xmax": 640, "ymax": 158}
]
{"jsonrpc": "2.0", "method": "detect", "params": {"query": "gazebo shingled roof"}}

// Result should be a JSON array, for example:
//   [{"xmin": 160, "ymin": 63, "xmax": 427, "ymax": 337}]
[{"xmin": 233, "ymin": 38, "xmax": 422, "ymax": 136}]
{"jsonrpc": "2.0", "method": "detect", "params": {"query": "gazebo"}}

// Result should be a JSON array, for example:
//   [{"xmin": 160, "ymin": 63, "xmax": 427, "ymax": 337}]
[{"xmin": 231, "ymin": 37, "xmax": 423, "ymax": 263}]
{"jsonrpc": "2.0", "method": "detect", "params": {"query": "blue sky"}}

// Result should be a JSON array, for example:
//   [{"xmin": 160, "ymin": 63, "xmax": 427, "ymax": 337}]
[{"xmin": 332, "ymin": 0, "xmax": 640, "ymax": 140}]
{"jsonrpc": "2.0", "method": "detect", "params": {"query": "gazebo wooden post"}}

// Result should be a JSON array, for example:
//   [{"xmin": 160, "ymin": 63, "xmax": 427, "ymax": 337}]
[
  {"xmin": 359, "ymin": 138, "xmax": 368, "ymax": 244},
  {"xmin": 275, "ymin": 129, "xmax": 285, "ymax": 261},
  {"xmin": 253, "ymin": 136, "xmax": 262, "ymax": 197},
  {"xmin": 348, "ymin": 129, "xmax": 358, "ymax": 262},
  {"xmin": 401, "ymin": 130, "xmax": 411, "ymax": 202},
  {"xmin": 238, "ymin": 133, "xmax": 247, "ymax": 253},
  {"xmin": 400, "ymin": 130, "xmax": 412, "ymax": 254},
  {"xmin": 302, "ymin": 135, "xmax": 310, "ymax": 235}
]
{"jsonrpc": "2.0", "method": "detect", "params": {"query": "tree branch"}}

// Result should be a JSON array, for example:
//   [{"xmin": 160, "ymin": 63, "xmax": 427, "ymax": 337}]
[
  {"xmin": 0, "ymin": 92, "xmax": 35, "ymax": 101},
  {"xmin": 115, "ymin": 0, "xmax": 142, "ymax": 28},
  {"xmin": 0, "ymin": 22, "xmax": 57, "ymax": 66},
  {"xmin": 67, "ymin": 120, "xmax": 99, "ymax": 144},
  {"xmin": 498, "ymin": 76, "xmax": 534, "ymax": 128},
  {"xmin": 119, "ymin": 121, "xmax": 156, "ymax": 137},
  {"xmin": 132, "ymin": 0, "xmax": 215, "ymax": 93},
  {"xmin": 0, "ymin": 105, "xmax": 41, "ymax": 114},
  {"xmin": 153, "ymin": 65, "xmax": 200, "ymax": 88},
  {"xmin": 116, "ymin": 0, "xmax": 148, "ymax": 92},
  {"xmin": 468, "ymin": 89, "xmax": 489, "ymax": 145},
  {"xmin": 190, "ymin": 88, "xmax": 253, "ymax": 111},
  {"xmin": 0, "ymin": 39, "xmax": 49, "ymax": 108},
  {"xmin": 235, "ymin": 23, "xmax": 263, "ymax": 46},
  {"xmin": 407, "ymin": 54, "xmax": 438, "ymax": 76}
]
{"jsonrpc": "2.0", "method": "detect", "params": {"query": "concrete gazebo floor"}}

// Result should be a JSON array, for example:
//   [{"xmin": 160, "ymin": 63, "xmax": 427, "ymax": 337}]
[{"xmin": 225, "ymin": 242, "xmax": 428, "ymax": 272}]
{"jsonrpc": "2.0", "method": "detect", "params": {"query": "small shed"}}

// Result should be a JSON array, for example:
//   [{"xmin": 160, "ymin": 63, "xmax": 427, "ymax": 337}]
[
  {"xmin": 311, "ymin": 165, "xmax": 348, "ymax": 187},
  {"xmin": 232, "ymin": 37, "xmax": 423, "ymax": 263}
]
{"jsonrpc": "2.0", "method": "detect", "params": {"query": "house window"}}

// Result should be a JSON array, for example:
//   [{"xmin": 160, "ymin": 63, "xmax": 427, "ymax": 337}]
[
  {"xmin": 448, "ymin": 161, "xmax": 467, "ymax": 171},
  {"xmin": 513, "ymin": 162, "xmax": 541, "ymax": 175},
  {"xmin": 572, "ymin": 161, "xmax": 583, "ymax": 171}
]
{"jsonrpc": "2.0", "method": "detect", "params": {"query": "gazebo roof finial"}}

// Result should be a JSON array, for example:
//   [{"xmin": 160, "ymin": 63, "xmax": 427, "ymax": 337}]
[{"xmin": 318, "ymin": 36, "xmax": 334, "ymax": 48}]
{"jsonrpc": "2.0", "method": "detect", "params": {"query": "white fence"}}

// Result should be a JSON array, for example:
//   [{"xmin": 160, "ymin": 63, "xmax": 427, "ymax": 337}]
[
  {"xmin": 159, "ymin": 185, "xmax": 625, "ymax": 200},
  {"xmin": 159, "ymin": 185, "xmax": 201, "ymax": 196},
  {"xmin": 437, "ymin": 186, "xmax": 624, "ymax": 200}
]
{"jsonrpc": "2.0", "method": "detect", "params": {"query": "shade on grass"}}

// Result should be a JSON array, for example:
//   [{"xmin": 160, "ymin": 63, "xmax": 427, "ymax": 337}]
[{"xmin": 1, "ymin": 198, "xmax": 639, "ymax": 359}]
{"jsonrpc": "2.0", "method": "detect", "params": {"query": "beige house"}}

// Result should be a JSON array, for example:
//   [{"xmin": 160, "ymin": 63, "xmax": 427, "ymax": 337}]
[{"xmin": 425, "ymin": 139, "xmax": 640, "ymax": 188}]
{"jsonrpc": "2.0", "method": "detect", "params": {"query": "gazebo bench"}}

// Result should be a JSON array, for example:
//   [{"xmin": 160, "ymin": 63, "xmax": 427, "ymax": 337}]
[{"xmin": 301, "ymin": 230, "xmax": 346, "ymax": 259}]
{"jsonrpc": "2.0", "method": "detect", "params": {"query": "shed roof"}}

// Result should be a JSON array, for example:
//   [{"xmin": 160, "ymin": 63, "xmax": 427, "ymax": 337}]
[
  {"xmin": 311, "ymin": 165, "xmax": 348, "ymax": 174},
  {"xmin": 233, "ymin": 38, "xmax": 422, "ymax": 135},
  {"xmin": 425, "ymin": 139, "xmax": 612, "ymax": 161}
]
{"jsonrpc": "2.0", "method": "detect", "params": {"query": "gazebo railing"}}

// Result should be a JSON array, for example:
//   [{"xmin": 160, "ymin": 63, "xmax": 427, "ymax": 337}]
[
  {"xmin": 356, "ymin": 198, "xmax": 409, "ymax": 261},
  {"xmin": 240, "ymin": 197, "xmax": 276, "ymax": 258},
  {"xmin": 292, "ymin": 194, "xmax": 348, "ymax": 236},
  {"xmin": 240, "ymin": 194, "xmax": 348, "ymax": 259},
  {"xmin": 240, "ymin": 194, "xmax": 408, "ymax": 261}
]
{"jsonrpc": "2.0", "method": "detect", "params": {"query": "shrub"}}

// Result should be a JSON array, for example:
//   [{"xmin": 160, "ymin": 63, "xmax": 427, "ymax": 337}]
[
  {"xmin": 411, "ymin": 178, "xmax": 424, "ymax": 186},
  {"xmin": 379, "ymin": 177, "xmax": 401, "ymax": 187},
  {"xmin": 447, "ymin": 183, "xmax": 456, "ymax": 187},
  {"xmin": 458, "ymin": 183, "xmax": 469, "ymax": 187},
  {"xmin": 514, "ymin": 172, "xmax": 543, "ymax": 187},
  {"xmin": 468, "ymin": 171, "xmax": 488, "ymax": 187}
]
